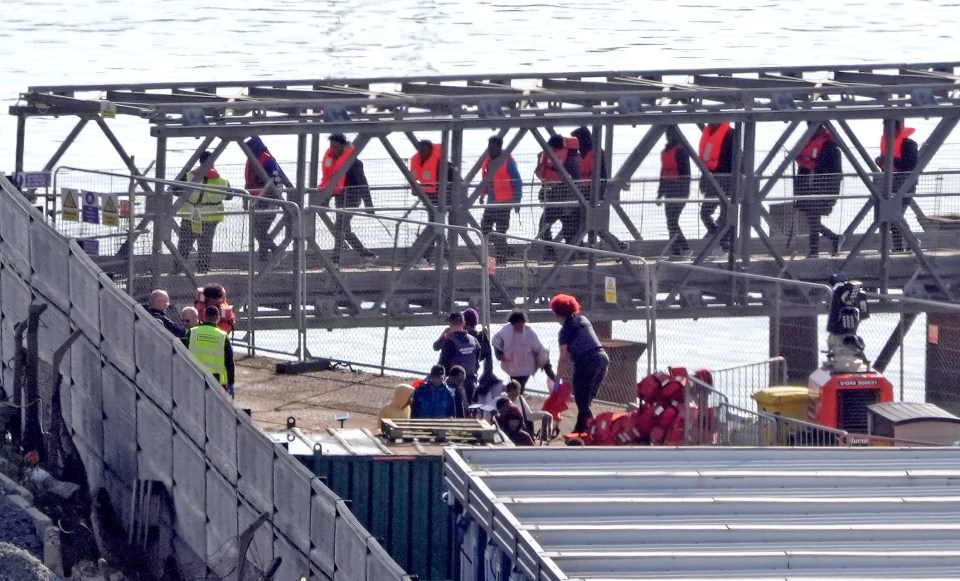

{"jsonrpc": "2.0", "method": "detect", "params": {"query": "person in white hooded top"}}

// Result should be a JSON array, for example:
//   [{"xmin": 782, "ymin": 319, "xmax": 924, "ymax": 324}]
[{"xmin": 491, "ymin": 311, "xmax": 556, "ymax": 393}]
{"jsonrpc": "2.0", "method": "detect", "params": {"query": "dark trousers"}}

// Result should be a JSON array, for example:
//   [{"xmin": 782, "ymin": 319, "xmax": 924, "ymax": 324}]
[
  {"xmin": 332, "ymin": 190, "xmax": 372, "ymax": 262},
  {"xmin": 253, "ymin": 211, "xmax": 278, "ymax": 259},
  {"xmin": 557, "ymin": 206, "xmax": 583, "ymax": 245},
  {"xmin": 804, "ymin": 211, "xmax": 839, "ymax": 256},
  {"xmin": 481, "ymin": 204, "xmax": 513, "ymax": 263},
  {"xmin": 572, "ymin": 352, "xmax": 610, "ymax": 433},
  {"xmin": 177, "ymin": 219, "xmax": 218, "ymax": 270},
  {"xmin": 663, "ymin": 194, "xmax": 689, "ymax": 254},
  {"xmin": 890, "ymin": 197, "xmax": 912, "ymax": 252},
  {"xmin": 700, "ymin": 195, "xmax": 732, "ymax": 251}
]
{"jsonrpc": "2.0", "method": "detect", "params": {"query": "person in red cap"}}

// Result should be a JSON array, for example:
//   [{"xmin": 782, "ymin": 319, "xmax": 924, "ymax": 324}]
[{"xmin": 549, "ymin": 293, "xmax": 609, "ymax": 433}]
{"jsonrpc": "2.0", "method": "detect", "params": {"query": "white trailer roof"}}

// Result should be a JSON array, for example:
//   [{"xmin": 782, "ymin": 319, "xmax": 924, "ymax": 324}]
[{"xmin": 443, "ymin": 447, "xmax": 960, "ymax": 580}]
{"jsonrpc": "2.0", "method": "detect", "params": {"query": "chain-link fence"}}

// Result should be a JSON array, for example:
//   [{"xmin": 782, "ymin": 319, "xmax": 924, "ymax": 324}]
[
  {"xmin": 483, "ymin": 232, "xmax": 652, "ymax": 401},
  {"xmin": 50, "ymin": 167, "xmax": 308, "ymax": 360}
]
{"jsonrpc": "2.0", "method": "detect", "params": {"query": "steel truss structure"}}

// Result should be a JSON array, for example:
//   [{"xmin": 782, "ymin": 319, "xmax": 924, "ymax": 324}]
[{"xmin": 11, "ymin": 61, "xmax": 960, "ymax": 324}]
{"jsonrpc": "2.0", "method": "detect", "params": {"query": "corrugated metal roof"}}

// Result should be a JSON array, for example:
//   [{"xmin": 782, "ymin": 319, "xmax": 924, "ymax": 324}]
[
  {"xmin": 443, "ymin": 447, "xmax": 960, "ymax": 580},
  {"xmin": 869, "ymin": 402, "xmax": 960, "ymax": 425}
]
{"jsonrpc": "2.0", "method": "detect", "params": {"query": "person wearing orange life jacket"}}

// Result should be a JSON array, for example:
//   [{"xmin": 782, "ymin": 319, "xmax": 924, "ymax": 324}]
[
  {"xmin": 535, "ymin": 134, "xmax": 582, "ymax": 247},
  {"xmin": 480, "ymin": 135, "xmax": 523, "ymax": 265},
  {"xmin": 410, "ymin": 139, "xmax": 456, "ymax": 265},
  {"xmin": 657, "ymin": 126, "xmax": 692, "ymax": 257},
  {"xmin": 243, "ymin": 136, "xmax": 283, "ymax": 260},
  {"xmin": 794, "ymin": 123, "xmax": 844, "ymax": 258},
  {"xmin": 320, "ymin": 133, "xmax": 376, "ymax": 267},
  {"xmin": 194, "ymin": 283, "xmax": 237, "ymax": 335},
  {"xmin": 875, "ymin": 119, "xmax": 919, "ymax": 253},
  {"xmin": 698, "ymin": 122, "xmax": 735, "ymax": 254},
  {"xmin": 177, "ymin": 150, "xmax": 231, "ymax": 273}
]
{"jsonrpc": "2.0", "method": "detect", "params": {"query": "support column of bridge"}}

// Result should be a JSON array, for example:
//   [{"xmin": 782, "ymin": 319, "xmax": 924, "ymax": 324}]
[{"xmin": 770, "ymin": 315, "xmax": 819, "ymax": 383}]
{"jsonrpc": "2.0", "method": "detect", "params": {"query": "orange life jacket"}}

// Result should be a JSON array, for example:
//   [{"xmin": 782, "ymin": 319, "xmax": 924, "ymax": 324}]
[
  {"xmin": 535, "ymin": 147, "xmax": 569, "ymax": 183},
  {"xmin": 194, "ymin": 298, "xmax": 236, "ymax": 334},
  {"xmin": 481, "ymin": 155, "xmax": 516, "ymax": 202},
  {"xmin": 878, "ymin": 127, "xmax": 916, "ymax": 170},
  {"xmin": 661, "ymin": 143, "xmax": 683, "ymax": 179},
  {"xmin": 410, "ymin": 144, "xmax": 442, "ymax": 195},
  {"xmin": 699, "ymin": 123, "xmax": 731, "ymax": 172},
  {"xmin": 797, "ymin": 130, "xmax": 833, "ymax": 172},
  {"xmin": 319, "ymin": 146, "xmax": 356, "ymax": 195}
]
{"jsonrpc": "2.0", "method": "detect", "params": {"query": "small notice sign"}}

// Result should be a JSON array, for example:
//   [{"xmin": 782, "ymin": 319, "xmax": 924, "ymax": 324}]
[
  {"xmin": 16, "ymin": 171, "xmax": 51, "ymax": 189},
  {"xmin": 102, "ymin": 194, "xmax": 120, "ymax": 227},
  {"xmin": 604, "ymin": 276, "xmax": 617, "ymax": 304},
  {"xmin": 62, "ymin": 188, "xmax": 80, "ymax": 222},
  {"xmin": 82, "ymin": 190, "xmax": 100, "ymax": 224}
]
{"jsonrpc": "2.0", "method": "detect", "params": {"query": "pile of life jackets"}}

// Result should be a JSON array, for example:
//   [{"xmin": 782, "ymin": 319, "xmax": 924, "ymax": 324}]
[{"xmin": 580, "ymin": 367, "xmax": 715, "ymax": 446}]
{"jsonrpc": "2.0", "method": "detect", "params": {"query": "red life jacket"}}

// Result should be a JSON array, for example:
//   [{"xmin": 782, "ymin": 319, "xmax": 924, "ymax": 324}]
[
  {"xmin": 481, "ymin": 155, "xmax": 517, "ymax": 202},
  {"xmin": 535, "ymin": 147, "xmax": 569, "ymax": 183},
  {"xmin": 319, "ymin": 146, "xmax": 356, "ymax": 195},
  {"xmin": 580, "ymin": 149, "xmax": 596, "ymax": 180},
  {"xmin": 660, "ymin": 143, "xmax": 682, "ymax": 179},
  {"xmin": 194, "ymin": 298, "xmax": 236, "ymax": 334},
  {"xmin": 878, "ymin": 127, "xmax": 916, "ymax": 170},
  {"xmin": 699, "ymin": 123, "xmax": 731, "ymax": 172},
  {"xmin": 244, "ymin": 151, "xmax": 275, "ymax": 196},
  {"xmin": 797, "ymin": 130, "xmax": 833, "ymax": 172},
  {"xmin": 411, "ymin": 144, "xmax": 442, "ymax": 195}
]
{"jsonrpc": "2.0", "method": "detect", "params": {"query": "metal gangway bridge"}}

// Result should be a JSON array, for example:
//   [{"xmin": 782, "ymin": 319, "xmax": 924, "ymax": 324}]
[{"xmin": 9, "ymin": 61, "xmax": 960, "ymax": 374}]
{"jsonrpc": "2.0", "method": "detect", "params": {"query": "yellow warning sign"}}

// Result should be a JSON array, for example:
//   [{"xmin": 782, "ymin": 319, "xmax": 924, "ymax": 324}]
[
  {"xmin": 191, "ymin": 207, "xmax": 203, "ymax": 234},
  {"xmin": 604, "ymin": 276, "xmax": 617, "ymax": 304},
  {"xmin": 62, "ymin": 188, "xmax": 79, "ymax": 222},
  {"xmin": 102, "ymin": 194, "xmax": 119, "ymax": 227}
]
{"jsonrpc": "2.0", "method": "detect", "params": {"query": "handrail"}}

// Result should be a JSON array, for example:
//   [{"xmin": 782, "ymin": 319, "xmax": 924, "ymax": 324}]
[{"xmin": 53, "ymin": 166, "xmax": 308, "ymax": 360}]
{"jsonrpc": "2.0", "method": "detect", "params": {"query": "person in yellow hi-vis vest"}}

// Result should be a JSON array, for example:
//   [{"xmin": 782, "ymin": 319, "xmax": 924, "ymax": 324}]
[
  {"xmin": 177, "ymin": 150, "xmax": 231, "ymax": 273},
  {"xmin": 188, "ymin": 305, "xmax": 235, "ymax": 397}
]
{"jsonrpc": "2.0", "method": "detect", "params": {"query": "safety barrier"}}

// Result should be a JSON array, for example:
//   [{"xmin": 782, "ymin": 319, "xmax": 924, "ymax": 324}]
[{"xmin": 0, "ymin": 176, "xmax": 410, "ymax": 580}]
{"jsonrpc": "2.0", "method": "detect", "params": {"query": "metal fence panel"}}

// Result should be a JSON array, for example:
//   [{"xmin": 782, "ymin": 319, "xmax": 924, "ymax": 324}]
[
  {"xmin": 134, "ymin": 314, "xmax": 175, "ymax": 413},
  {"xmin": 170, "ymin": 351, "xmax": 209, "ymax": 447},
  {"xmin": 67, "ymin": 242, "xmax": 103, "ymax": 339},
  {"xmin": 238, "ymin": 499, "xmax": 275, "ymax": 570},
  {"xmin": 172, "ymin": 430, "xmax": 207, "ymax": 565},
  {"xmin": 29, "ymin": 222, "xmax": 70, "ymax": 311},
  {"xmin": 273, "ymin": 453, "xmax": 312, "ymax": 554},
  {"xmin": 67, "ymin": 337, "xmax": 104, "ymax": 464},
  {"xmin": 274, "ymin": 534, "xmax": 311, "ymax": 581},
  {"xmin": 137, "ymin": 396, "xmax": 174, "ymax": 485},
  {"xmin": 101, "ymin": 363, "xmax": 138, "ymax": 483},
  {"xmin": 334, "ymin": 500, "xmax": 370, "ymax": 581},
  {"xmin": 0, "ymin": 191, "xmax": 33, "ymax": 278},
  {"xmin": 205, "ymin": 387, "xmax": 239, "ymax": 484},
  {"xmin": 99, "ymin": 283, "xmax": 137, "ymax": 379},
  {"xmin": 206, "ymin": 467, "xmax": 240, "ymax": 577},
  {"xmin": 310, "ymin": 481, "xmax": 339, "ymax": 579},
  {"xmin": 237, "ymin": 420, "xmax": 275, "ymax": 515},
  {"xmin": 367, "ymin": 538, "xmax": 408, "ymax": 581}
]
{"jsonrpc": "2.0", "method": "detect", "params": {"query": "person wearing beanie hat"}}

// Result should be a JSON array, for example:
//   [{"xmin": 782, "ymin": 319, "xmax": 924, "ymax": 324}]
[{"xmin": 320, "ymin": 132, "xmax": 377, "ymax": 267}]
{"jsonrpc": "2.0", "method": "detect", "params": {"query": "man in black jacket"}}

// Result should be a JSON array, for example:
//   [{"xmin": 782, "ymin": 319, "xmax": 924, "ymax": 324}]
[
  {"xmin": 146, "ymin": 289, "xmax": 186, "ymax": 338},
  {"xmin": 438, "ymin": 311, "xmax": 481, "ymax": 403},
  {"xmin": 876, "ymin": 119, "xmax": 919, "ymax": 253},
  {"xmin": 658, "ymin": 126, "xmax": 692, "ymax": 257},
  {"xmin": 698, "ymin": 123, "xmax": 735, "ymax": 254},
  {"xmin": 321, "ymin": 133, "xmax": 377, "ymax": 267},
  {"xmin": 795, "ymin": 123, "xmax": 844, "ymax": 258}
]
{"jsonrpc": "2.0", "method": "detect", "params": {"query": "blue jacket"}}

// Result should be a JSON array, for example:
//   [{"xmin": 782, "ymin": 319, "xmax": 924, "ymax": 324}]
[{"xmin": 411, "ymin": 383, "xmax": 454, "ymax": 419}]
